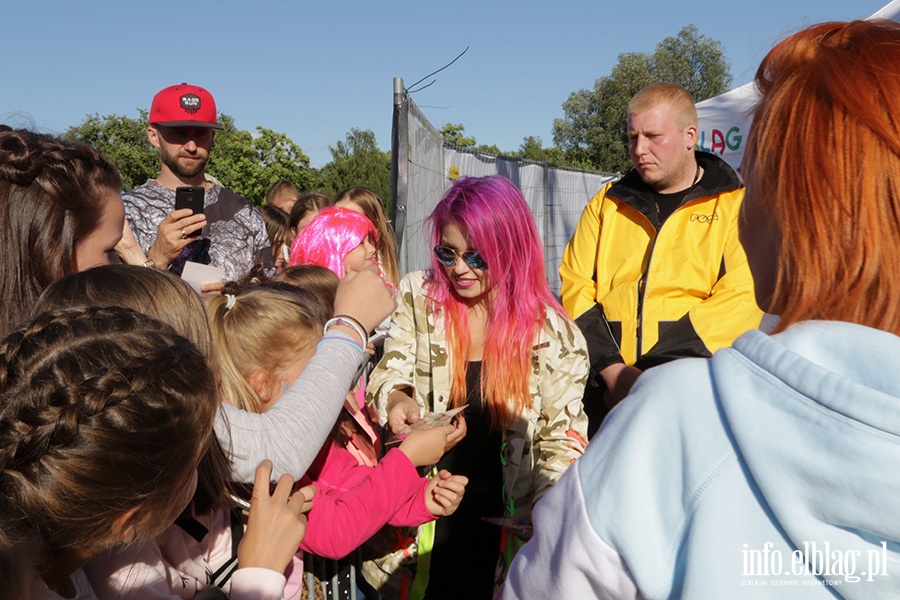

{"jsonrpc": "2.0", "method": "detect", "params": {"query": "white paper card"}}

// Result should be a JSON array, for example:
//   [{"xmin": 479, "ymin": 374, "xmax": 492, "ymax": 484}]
[{"xmin": 181, "ymin": 261, "xmax": 225, "ymax": 293}]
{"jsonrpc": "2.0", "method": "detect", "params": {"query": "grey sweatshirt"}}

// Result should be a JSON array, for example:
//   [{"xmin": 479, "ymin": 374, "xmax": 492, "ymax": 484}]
[{"xmin": 214, "ymin": 333, "xmax": 363, "ymax": 482}]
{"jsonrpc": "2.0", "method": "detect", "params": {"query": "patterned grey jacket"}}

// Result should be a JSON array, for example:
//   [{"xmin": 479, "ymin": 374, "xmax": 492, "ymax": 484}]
[
  {"xmin": 367, "ymin": 269, "xmax": 590, "ymax": 516},
  {"xmin": 124, "ymin": 179, "xmax": 273, "ymax": 281}
]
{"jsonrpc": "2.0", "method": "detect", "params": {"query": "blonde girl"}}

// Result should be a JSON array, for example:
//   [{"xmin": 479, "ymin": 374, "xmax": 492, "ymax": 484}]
[{"xmin": 205, "ymin": 284, "xmax": 467, "ymax": 599}]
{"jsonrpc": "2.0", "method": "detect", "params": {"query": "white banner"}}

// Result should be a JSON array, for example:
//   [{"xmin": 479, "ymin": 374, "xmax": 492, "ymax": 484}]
[{"xmin": 695, "ymin": 0, "xmax": 900, "ymax": 174}]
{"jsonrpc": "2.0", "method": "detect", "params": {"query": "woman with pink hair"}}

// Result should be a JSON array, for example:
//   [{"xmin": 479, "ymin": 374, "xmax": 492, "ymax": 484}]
[{"xmin": 367, "ymin": 175, "xmax": 589, "ymax": 599}]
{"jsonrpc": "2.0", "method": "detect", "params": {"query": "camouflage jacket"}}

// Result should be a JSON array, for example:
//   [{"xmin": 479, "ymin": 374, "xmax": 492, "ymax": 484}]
[{"xmin": 367, "ymin": 269, "xmax": 590, "ymax": 515}]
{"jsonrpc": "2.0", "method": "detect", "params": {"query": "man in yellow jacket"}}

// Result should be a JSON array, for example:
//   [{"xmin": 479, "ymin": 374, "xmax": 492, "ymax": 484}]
[{"xmin": 560, "ymin": 82, "xmax": 762, "ymax": 435}]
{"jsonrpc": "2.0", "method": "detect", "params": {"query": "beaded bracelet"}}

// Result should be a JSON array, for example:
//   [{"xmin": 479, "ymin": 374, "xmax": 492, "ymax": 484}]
[{"xmin": 324, "ymin": 315, "xmax": 368, "ymax": 348}]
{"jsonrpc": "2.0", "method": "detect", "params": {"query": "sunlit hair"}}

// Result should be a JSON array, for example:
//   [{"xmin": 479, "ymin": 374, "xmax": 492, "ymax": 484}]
[
  {"xmin": 265, "ymin": 179, "xmax": 298, "ymax": 208},
  {"xmin": 277, "ymin": 264, "xmax": 340, "ymax": 312},
  {"xmin": 35, "ymin": 265, "xmax": 213, "ymax": 356},
  {"xmin": 289, "ymin": 192, "xmax": 333, "ymax": 234},
  {"xmin": 205, "ymin": 284, "xmax": 328, "ymax": 413},
  {"xmin": 288, "ymin": 206, "xmax": 378, "ymax": 279},
  {"xmin": 0, "ymin": 126, "xmax": 121, "ymax": 339},
  {"xmin": 0, "ymin": 306, "xmax": 215, "ymax": 582},
  {"xmin": 427, "ymin": 176, "xmax": 568, "ymax": 428},
  {"xmin": 32, "ymin": 265, "xmax": 232, "ymax": 515},
  {"xmin": 628, "ymin": 82, "xmax": 698, "ymax": 129},
  {"xmin": 744, "ymin": 19, "xmax": 900, "ymax": 334},
  {"xmin": 335, "ymin": 187, "xmax": 400, "ymax": 287}
]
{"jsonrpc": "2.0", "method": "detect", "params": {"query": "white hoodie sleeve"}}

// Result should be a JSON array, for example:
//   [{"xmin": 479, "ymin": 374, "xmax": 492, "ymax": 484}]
[{"xmin": 499, "ymin": 463, "xmax": 641, "ymax": 599}]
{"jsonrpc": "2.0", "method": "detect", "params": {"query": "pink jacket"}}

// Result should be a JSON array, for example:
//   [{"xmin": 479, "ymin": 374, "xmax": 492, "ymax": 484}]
[
  {"xmin": 300, "ymin": 442, "xmax": 432, "ymax": 558},
  {"xmin": 83, "ymin": 510, "xmax": 285, "ymax": 599}
]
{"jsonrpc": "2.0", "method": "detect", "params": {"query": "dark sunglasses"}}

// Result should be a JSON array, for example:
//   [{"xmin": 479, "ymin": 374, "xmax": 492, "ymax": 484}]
[{"xmin": 433, "ymin": 245, "xmax": 488, "ymax": 270}]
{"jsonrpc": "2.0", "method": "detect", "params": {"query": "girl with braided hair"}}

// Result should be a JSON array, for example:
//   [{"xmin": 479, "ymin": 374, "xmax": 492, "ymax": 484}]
[
  {"xmin": 0, "ymin": 126, "xmax": 125, "ymax": 339},
  {"xmin": 34, "ymin": 265, "xmax": 401, "ymax": 599},
  {"xmin": 0, "ymin": 305, "xmax": 312, "ymax": 600},
  {"xmin": 0, "ymin": 308, "xmax": 211, "ymax": 596}
]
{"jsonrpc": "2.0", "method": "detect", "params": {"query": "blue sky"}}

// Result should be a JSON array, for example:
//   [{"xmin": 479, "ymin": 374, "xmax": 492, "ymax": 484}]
[{"xmin": 1, "ymin": 0, "xmax": 889, "ymax": 169}]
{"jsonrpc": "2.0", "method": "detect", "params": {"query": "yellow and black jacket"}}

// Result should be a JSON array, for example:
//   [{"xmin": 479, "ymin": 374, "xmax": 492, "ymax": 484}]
[{"xmin": 560, "ymin": 152, "xmax": 762, "ymax": 375}]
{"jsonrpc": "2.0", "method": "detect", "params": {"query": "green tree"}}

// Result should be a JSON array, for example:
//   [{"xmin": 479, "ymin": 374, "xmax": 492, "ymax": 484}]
[
  {"xmin": 207, "ymin": 115, "xmax": 315, "ymax": 203},
  {"xmin": 64, "ymin": 110, "xmax": 158, "ymax": 191},
  {"xmin": 318, "ymin": 128, "xmax": 391, "ymax": 210},
  {"xmin": 440, "ymin": 123, "xmax": 504, "ymax": 155},
  {"xmin": 553, "ymin": 25, "xmax": 731, "ymax": 173},
  {"xmin": 473, "ymin": 143, "xmax": 503, "ymax": 155},
  {"xmin": 440, "ymin": 123, "xmax": 476, "ymax": 147},
  {"xmin": 205, "ymin": 114, "xmax": 258, "ymax": 196},
  {"xmin": 516, "ymin": 135, "xmax": 567, "ymax": 164}
]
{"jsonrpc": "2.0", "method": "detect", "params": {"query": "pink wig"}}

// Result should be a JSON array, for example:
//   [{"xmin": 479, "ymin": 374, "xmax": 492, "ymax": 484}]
[
  {"xmin": 288, "ymin": 206, "xmax": 378, "ymax": 279},
  {"xmin": 427, "ymin": 175, "xmax": 567, "ymax": 427}
]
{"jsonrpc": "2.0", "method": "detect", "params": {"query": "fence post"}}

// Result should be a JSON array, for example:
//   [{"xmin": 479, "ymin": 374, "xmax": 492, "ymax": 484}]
[{"xmin": 390, "ymin": 77, "xmax": 410, "ymax": 274}]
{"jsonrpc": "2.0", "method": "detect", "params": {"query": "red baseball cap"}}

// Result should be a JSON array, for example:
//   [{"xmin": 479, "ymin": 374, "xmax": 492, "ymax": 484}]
[{"xmin": 149, "ymin": 83, "xmax": 223, "ymax": 129}]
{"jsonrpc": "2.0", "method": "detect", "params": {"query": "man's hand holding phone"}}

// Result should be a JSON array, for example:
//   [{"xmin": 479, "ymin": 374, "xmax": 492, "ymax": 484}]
[{"xmin": 147, "ymin": 186, "xmax": 207, "ymax": 269}]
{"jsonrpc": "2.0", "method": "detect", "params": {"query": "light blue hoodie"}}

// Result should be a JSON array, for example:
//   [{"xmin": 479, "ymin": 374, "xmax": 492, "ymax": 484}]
[{"xmin": 501, "ymin": 321, "xmax": 900, "ymax": 598}]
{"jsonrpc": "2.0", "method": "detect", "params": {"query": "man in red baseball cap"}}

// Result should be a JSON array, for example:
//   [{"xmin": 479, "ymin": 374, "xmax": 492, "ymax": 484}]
[
  {"xmin": 149, "ymin": 82, "xmax": 223, "ymax": 130},
  {"xmin": 120, "ymin": 83, "xmax": 272, "ymax": 284}
]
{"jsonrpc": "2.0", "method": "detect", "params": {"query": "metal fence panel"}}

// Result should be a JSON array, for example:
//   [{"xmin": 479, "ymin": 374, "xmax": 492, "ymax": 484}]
[{"xmin": 395, "ymin": 90, "xmax": 619, "ymax": 296}]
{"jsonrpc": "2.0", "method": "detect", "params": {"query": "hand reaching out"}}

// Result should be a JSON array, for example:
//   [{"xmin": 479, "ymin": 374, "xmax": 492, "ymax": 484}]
[
  {"xmin": 386, "ymin": 391, "xmax": 421, "ymax": 436},
  {"xmin": 397, "ymin": 422, "xmax": 456, "ymax": 467},
  {"xmin": 114, "ymin": 219, "xmax": 148, "ymax": 265},
  {"xmin": 425, "ymin": 469, "xmax": 468, "ymax": 517},
  {"xmin": 237, "ymin": 460, "xmax": 316, "ymax": 573},
  {"xmin": 443, "ymin": 413, "xmax": 467, "ymax": 452}
]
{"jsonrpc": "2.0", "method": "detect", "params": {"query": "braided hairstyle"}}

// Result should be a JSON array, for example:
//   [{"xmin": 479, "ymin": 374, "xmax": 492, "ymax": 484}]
[
  {"xmin": 0, "ymin": 306, "xmax": 216, "ymax": 584},
  {"xmin": 0, "ymin": 126, "xmax": 121, "ymax": 338},
  {"xmin": 33, "ymin": 265, "xmax": 233, "ymax": 515}
]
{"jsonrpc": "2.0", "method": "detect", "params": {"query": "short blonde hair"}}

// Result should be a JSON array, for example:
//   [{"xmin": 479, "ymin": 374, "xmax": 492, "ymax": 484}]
[
  {"xmin": 265, "ymin": 179, "xmax": 298, "ymax": 207},
  {"xmin": 628, "ymin": 82, "xmax": 698, "ymax": 129}
]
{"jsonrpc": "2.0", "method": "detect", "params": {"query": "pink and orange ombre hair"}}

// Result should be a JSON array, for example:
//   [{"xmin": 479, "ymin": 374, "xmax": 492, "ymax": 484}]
[{"xmin": 427, "ymin": 175, "xmax": 568, "ymax": 429}]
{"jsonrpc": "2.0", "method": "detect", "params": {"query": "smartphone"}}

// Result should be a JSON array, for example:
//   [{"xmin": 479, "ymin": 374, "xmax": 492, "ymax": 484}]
[{"xmin": 174, "ymin": 186, "xmax": 205, "ymax": 238}]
